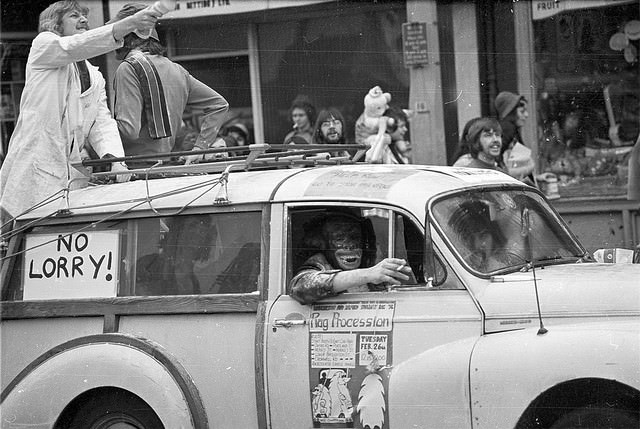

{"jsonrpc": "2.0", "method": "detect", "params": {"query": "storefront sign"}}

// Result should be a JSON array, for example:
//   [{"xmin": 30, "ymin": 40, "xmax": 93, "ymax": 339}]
[
  {"xmin": 23, "ymin": 231, "xmax": 120, "ymax": 300},
  {"xmin": 158, "ymin": 0, "xmax": 331, "ymax": 18},
  {"xmin": 532, "ymin": 0, "xmax": 635, "ymax": 21},
  {"xmin": 402, "ymin": 22, "xmax": 429, "ymax": 67},
  {"xmin": 309, "ymin": 301, "xmax": 395, "ymax": 428}
]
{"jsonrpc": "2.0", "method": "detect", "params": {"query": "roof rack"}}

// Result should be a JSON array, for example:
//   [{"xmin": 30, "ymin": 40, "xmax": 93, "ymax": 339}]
[{"xmin": 72, "ymin": 143, "xmax": 368, "ymax": 180}]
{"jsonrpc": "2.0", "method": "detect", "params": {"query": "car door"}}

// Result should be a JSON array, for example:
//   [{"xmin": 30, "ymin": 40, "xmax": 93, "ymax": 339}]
[{"xmin": 265, "ymin": 202, "xmax": 482, "ymax": 429}]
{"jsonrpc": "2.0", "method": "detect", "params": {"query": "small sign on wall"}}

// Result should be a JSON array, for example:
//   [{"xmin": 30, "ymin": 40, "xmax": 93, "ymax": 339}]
[{"xmin": 402, "ymin": 22, "xmax": 429, "ymax": 67}]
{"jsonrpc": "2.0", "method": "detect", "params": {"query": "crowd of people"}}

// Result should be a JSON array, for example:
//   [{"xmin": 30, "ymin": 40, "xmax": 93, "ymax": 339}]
[
  {"xmin": 282, "ymin": 87, "xmax": 413, "ymax": 164},
  {"xmin": 0, "ymin": 0, "xmax": 557, "ymax": 239}
]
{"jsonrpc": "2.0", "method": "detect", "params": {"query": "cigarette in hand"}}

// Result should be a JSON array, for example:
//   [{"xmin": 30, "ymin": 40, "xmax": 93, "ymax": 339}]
[{"xmin": 396, "ymin": 263, "xmax": 406, "ymax": 272}]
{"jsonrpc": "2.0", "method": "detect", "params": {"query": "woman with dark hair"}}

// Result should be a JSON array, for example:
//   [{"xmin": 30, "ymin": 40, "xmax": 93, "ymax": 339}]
[
  {"xmin": 449, "ymin": 200, "xmax": 509, "ymax": 272},
  {"xmin": 0, "ymin": 0, "xmax": 157, "ymax": 231},
  {"xmin": 365, "ymin": 106, "xmax": 412, "ymax": 164},
  {"xmin": 464, "ymin": 117, "xmax": 506, "ymax": 172},
  {"xmin": 284, "ymin": 95, "xmax": 316, "ymax": 145}
]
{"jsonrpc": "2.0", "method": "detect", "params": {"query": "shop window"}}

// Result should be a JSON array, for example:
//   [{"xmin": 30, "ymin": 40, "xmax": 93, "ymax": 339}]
[
  {"xmin": 0, "ymin": 40, "xmax": 29, "ymax": 158},
  {"xmin": 258, "ymin": 3, "xmax": 409, "ymax": 144},
  {"xmin": 534, "ymin": 2, "xmax": 639, "ymax": 199},
  {"xmin": 163, "ymin": 22, "xmax": 253, "ymax": 147}
]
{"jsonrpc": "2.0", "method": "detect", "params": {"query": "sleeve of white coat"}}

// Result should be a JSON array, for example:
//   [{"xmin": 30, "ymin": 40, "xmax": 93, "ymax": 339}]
[
  {"xmin": 29, "ymin": 26, "xmax": 122, "ymax": 69},
  {"xmin": 86, "ymin": 75, "xmax": 125, "ymax": 158}
]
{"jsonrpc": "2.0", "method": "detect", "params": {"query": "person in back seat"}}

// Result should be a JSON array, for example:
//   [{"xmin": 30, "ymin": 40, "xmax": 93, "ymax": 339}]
[{"xmin": 290, "ymin": 213, "xmax": 412, "ymax": 305}]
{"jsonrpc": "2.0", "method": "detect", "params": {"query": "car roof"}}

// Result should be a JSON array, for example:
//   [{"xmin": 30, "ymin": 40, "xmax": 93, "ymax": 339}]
[{"xmin": 20, "ymin": 164, "xmax": 523, "ymax": 221}]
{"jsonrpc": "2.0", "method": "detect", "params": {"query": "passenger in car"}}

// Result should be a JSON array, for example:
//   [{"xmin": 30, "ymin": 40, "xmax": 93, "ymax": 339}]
[
  {"xmin": 448, "ymin": 200, "xmax": 513, "ymax": 272},
  {"xmin": 290, "ymin": 213, "xmax": 412, "ymax": 305}
]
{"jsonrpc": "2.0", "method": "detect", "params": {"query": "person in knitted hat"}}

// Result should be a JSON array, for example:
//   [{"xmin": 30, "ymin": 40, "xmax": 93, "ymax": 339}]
[
  {"xmin": 110, "ymin": 3, "xmax": 229, "ymax": 167},
  {"xmin": 494, "ymin": 91, "xmax": 536, "ymax": 184}
]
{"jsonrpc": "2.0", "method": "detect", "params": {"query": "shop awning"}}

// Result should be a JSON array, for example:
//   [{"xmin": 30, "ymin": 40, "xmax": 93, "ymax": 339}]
[
  {"xmin": 162, "ymin": 0, "xmax": 332, "ymax": 19},
  {"xmin": 532, "ymin": 0, "xmax": 636, "ymax": 20}
]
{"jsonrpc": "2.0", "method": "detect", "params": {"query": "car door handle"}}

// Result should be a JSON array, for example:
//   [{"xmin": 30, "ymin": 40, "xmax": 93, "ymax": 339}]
[{"xmin": 273, "ymin": 318, "xmax": 307, "ymax": 328}]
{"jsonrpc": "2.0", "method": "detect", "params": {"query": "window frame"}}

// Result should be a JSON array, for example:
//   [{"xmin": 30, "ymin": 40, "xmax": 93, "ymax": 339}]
[
  {"xmin": 283, "ymin": 201, "xmax": 463, "ymax": 294},
  {"xmin": 0, "ymin": 204, "xmax": 267, "ymax": 320}
]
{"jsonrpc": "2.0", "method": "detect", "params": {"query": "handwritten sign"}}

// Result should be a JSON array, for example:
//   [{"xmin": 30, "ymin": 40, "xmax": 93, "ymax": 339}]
[
  {"xmin": 23, "ymin": 231, "xmax": 120, "ymax": 300},
  {"xmin": 402, "ymin": 22, "xmax": 428, "ymax": 67},
  {"xmin": 311, "ymin": 333, "xmax": 357, "ymax": 368},
  {"xmin": 304, "ymin": 168, "xmax": 418, "ymax": 198}
]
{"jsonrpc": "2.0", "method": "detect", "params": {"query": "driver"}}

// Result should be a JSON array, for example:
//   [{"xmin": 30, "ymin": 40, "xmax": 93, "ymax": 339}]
[
  {"xmin": 449, "ymin": 200, "xmax": 509, "ymax": 272},
  {"xmin": 290, "ymin": 213, "xmax": 412, "ymax": 304}
]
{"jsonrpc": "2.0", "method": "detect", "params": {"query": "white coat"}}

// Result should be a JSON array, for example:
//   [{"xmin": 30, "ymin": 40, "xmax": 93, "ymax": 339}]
[{"xmin": 0, "ymin": 25, "xmax": 124, "ymax": 220}]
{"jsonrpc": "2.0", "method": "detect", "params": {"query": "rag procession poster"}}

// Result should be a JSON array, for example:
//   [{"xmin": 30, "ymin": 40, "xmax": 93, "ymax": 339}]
[{"xmin": 308, "ymin": 301, "xmax": 395, "ymax": 428}]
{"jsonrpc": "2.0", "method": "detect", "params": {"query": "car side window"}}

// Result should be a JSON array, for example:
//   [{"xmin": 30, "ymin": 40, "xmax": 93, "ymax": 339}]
[
  {"xmin": 286, "ymin": 205, "xmax": 460, "ymax": 292},
  {"xmin": 132, "ymin": 212, "xmax": 261, "ymax": 296}
]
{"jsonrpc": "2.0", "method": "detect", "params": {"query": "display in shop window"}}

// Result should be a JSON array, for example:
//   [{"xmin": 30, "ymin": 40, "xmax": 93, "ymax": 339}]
[{"xmin": 534, "ymin": 2, "xmax": 639, "ymax": 199}]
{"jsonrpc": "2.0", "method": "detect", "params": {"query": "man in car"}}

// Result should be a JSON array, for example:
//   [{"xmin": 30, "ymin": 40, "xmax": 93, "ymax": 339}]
[{"xmin": 290, "ymin": 212, "xmax": 412, "ymax": 305}]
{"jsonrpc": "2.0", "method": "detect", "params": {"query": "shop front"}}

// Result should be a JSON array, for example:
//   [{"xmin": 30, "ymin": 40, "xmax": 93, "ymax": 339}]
[
  {"xmin": 127, "ymin": 0, "xmax": 412, "ymax": 151},
  {"xmin": 517, "ymin": 0, "xmax": 640, "ymax": 252}
]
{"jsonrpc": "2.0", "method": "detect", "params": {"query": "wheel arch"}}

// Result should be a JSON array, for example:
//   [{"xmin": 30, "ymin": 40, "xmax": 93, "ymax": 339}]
[
  {"xmin": 1, "ymin": 333, "xmax": 208, "ymax": 428},
  {"xmin": 53, "ymin": 386, "xmax": 162, "ymax": 428},
  {"xmin": 515, "ymin": 377, "xmax": 640, "ymax": 429}
]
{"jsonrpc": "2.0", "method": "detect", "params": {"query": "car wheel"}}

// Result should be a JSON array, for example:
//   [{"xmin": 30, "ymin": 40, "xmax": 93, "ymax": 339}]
[{"xmin": 58, "ymin": 388, "xmax": 164, "ymax": 429}]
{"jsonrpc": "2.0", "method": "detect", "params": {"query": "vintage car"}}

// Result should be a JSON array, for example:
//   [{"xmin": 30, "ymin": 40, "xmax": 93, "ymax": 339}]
[{"xmin": 1, "ymin": 144, "xmax": 638, "ymax": 429}]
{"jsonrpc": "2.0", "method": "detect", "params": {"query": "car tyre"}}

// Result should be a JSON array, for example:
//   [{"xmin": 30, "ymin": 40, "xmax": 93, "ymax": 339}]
[{"xmin": 58, "ymin": 388, "xmax": 163, "ymax": 429}]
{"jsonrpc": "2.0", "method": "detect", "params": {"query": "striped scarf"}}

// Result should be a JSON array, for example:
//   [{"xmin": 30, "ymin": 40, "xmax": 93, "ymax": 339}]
[{"xmin": 123, "ymin": 52, "xmax": 172, "ymax": 139}]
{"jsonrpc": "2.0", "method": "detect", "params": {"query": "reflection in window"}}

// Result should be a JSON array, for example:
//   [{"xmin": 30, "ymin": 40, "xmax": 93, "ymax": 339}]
[
  {"xmin": 133, "ymin": 212, "xmax": 261, "ymax": 296},
  {"xmin": 433, "ymin": 189, "xmax": 584, "ymax": 274}
]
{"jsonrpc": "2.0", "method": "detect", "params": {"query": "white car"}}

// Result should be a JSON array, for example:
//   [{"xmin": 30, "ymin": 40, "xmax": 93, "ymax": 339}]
[{"xmin": 1, "ymin": 145, "xmax": 638, "ymax": 429}]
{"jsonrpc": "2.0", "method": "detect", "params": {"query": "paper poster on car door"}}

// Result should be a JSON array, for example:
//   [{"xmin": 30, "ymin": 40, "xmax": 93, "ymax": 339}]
[{"xmin": 309, "ymin": 301, "xmax": 395, "ymax": 428}]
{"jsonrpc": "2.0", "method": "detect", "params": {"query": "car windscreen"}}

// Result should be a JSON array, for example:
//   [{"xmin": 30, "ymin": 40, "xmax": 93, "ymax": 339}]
[{"xmin": 431, "ymin": 188, "xmax": 585, "ymax": 275}]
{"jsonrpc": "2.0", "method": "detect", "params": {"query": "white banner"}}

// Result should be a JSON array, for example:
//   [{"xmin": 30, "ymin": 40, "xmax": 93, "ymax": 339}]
[
  {"xmin": 23, "ymin": 231, "xmax": 120, "ymax": 300},
  {"xmin": 532, "ymin": 0, "xmax": 636, "ymax": 21}
]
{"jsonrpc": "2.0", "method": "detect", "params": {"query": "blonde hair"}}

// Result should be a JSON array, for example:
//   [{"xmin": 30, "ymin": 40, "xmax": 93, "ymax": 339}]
[{"xmin": 38, "ymin": 1, "xmax": 88, "ymax": 35}]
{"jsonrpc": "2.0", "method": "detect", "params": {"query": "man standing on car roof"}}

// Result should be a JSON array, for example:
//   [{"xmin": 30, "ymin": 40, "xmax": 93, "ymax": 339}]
[
  {"xmin": 109, "ymin": 3, "xmax": 229, "ymax": 167},
  {"xmin": 0, "ymin": 0, "xmax": 157, "ymax": 232}
]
